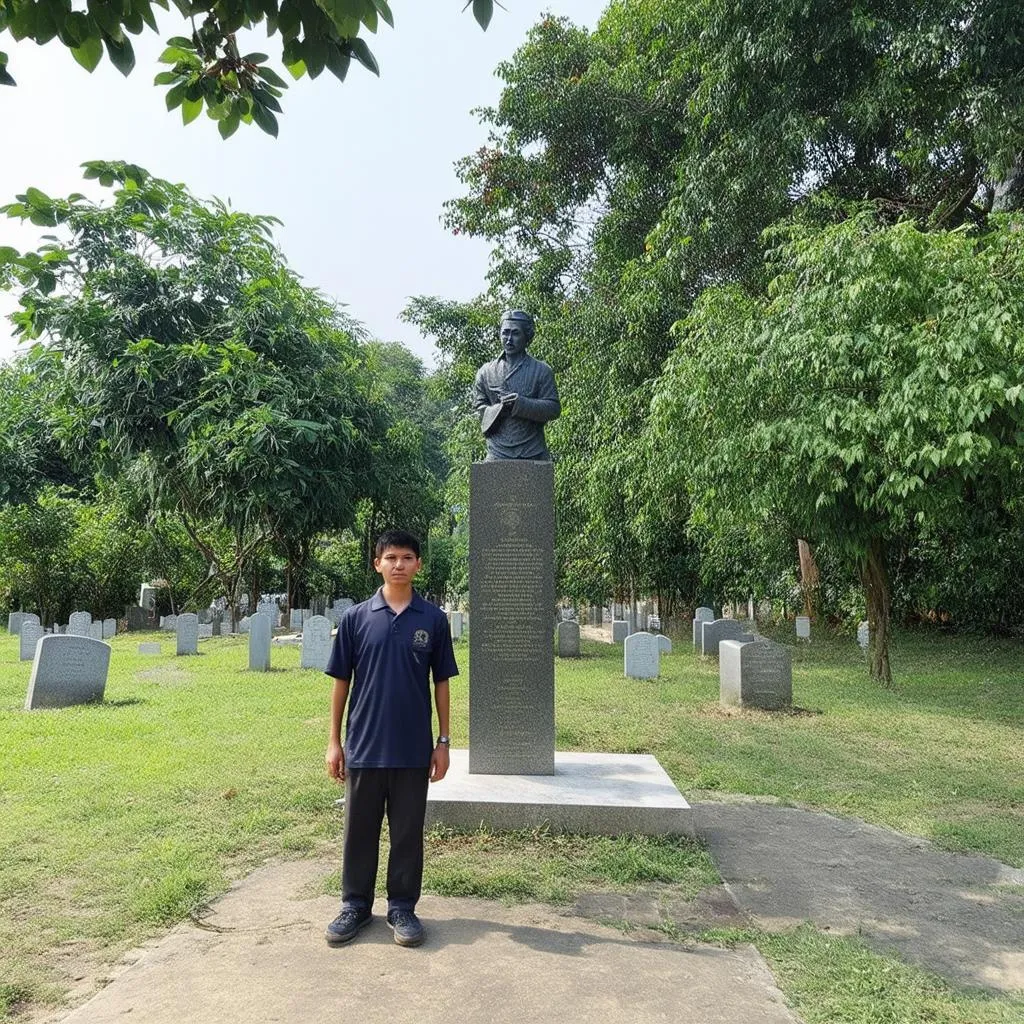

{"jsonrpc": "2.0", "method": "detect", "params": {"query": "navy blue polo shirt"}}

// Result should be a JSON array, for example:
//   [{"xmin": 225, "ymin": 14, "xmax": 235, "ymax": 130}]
[{"xmin": 325, "ymin": 589, "xmax": 459, "ymax": 769}]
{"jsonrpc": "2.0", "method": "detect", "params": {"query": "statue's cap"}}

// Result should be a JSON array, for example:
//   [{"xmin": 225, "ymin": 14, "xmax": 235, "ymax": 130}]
[{"xmin": 501, "ymin": 309, "xmax": 534, "ymax": 326}]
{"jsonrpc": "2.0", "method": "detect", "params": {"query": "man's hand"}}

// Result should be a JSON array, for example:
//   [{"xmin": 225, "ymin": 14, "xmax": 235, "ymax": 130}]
[
  {"xmin": 429, "ymin": 744, "xmax": 450, "ymax": 783},
  {"xmin": 326, "ymin": 740, "xmax": 345, "ymax": 782}
]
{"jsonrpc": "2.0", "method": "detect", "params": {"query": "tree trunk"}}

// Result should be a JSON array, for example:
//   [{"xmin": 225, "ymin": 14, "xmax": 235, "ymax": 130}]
[
  {"xmin": 797, "ymin": 539, "xmax": 820, "ymax": 619},
  {"xmin": 859, "ymin": 537, "xmax": 893, "ymax": 687}
]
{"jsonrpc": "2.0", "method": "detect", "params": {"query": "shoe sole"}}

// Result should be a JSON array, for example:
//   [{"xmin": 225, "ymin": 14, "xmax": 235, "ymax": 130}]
[
  {"xmin": 324, "ymin": 915, "xmax": 372, "ymax": 946},
  {"xmin": 387, "ymin": 920, "xmax": 425, "ymax": 947}
]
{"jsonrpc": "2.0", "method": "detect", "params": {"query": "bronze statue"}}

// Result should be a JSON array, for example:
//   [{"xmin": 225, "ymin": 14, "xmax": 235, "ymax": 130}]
[{"xmin": 473, "ymin": 310, "xmax": 560, "ymax": 461}]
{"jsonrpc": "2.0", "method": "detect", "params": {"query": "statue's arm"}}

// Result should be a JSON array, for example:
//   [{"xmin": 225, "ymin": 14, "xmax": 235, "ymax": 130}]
[
  {"xmin": 472, "ymin": 368, "xmax": 491, "ymax": 415},
  {"xmin": 510, "ymin": 367, "xmax": 561, "ymax": 423}
]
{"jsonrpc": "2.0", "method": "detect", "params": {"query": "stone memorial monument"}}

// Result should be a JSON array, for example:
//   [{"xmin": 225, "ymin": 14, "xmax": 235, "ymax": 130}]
[
  {"xmin": 857, "ymin": 620, "xmax": 870, "ymax": 651},
  {"xmin": 720, "ymin": 637, "xmax": 792, "ymax": 710},
  {"xmin": 138, "ymin": 642, "xmax": 161, "ymax": 655},
  {"xmin": 469, "ymin": 310, "xmax": 560, "ymax": 775},
  {"xmin": 176, "ymin": 613, "xmax": 199, "ymax": 656},
  {"xmin": 102, "ymin": 617, "xmax": 117, "ymax": 639},
  {"xmin": 249, "ymin": 612, "xmax": 271, "ymax": 671},
  {"xmin": 88, "ymin": 621, "xmax": 104, "ymax": 641},
  {"xmin": 68, "ymin": 611, "xmax": 92, "ymax": 637},
  {"xmin": 20, "ymin": 622, "xmax": 44, "ymax": 662},
  {"xmin": 700, "ymin": 618, "xmax": 754, "ymax": 658},
  {"xmin": 657, "ymin": 634, "xmax": 672, "ymax": 654},
  {"xmin": 25, "ymin": 635, "xmax": 111, "ymax": 710},
  {"xmin": 449, "ymin": 610, "xmax": 464, "ymax": 640},
  {"xmin": 692, "ymin": 607, "xmax": 715, "ymax": 648},
  {"xmin": 796, "ymin": 615, "xmax": 811, "ymax": 640},
  {"xmin": 301, "ymin": 614, "xmax": 333, "ymax": 671},
  {"xmin": 556, "ymin": 619, "xmax": 580, "ymax": 658},
  {"xmin": 624, "ymin": 631, "xmax": 660, "ymax": 679},
  {"xmin": 611, "ymin": 620, "xmax": 628, "ymax": 643}
]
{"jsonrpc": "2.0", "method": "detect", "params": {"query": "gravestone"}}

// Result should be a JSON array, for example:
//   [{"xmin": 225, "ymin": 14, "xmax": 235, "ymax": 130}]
[
  {"xmin": 24, "ymin": 635, "xmax": 111, "ymax": 710},
  {"xmin": 648, "ymin": 615, "xmax": 662, "ymax": 633},
  {"xmin": 556, "ymin": 619, "xmax": 580, "ymax": 658},
  {"xmin": 68, "ymin": 611, "xmax": 92, "ymax": 637},
  {"xmin": 469, "ymin": 459, "xmax": 555, "ymax": 775},
  {"xmin": 88, "ymin": 621, "xmax": 104, "ymax": 641},
  {"xmin": 197, "ymin": 623, "xmax": 213, "ymax": 639},
  {"xmin": 795, "ymin": 615, "xmax": 811, "ymax": 640},
  {"xmin": 20, "ymin": 623, "xmax": 44, "ymax": 661},
  {"xmin": 126, "ymin": 606, "xmax": 148, "ymax": 631},
  {"xmin": 700, "ymin": 619, "xmax": 754, "ymax": 658},
  {"xmin": 176, "ymin": 613, "xmax": 199, "ymax": 656},
  {"xmin": 611, "ymin": 620, "xmax": 628, "ymax": 643},
  {"xmin": 301, "ymin": 614, "xmax": 333, "ymax": 671},
  {"xmin": 449, "ymin": 611, "xmax": 464, "ymax": 640},
  {"xmin": 7, "ymin": 611, "xmax": 26, "ymax": 635},
  {"xmin": 238, "ymin": 616, "xmax": 251, "ymax": 634},
  {"xmin": 720, "ymin": 638, "xmax": 792, "ymax": 710},
  {"xmin": 17, "ymin": 612, "xmax": 41, "ymax": 634},
  {"xmin": 212, "ymin": 613, "xmax": 222, "ymax": 637},
  {"xmin": 657, "ymin": 634, "xmax": 672, "ymax": 654},
  {"xmin": 161, "ymin": 615, "xmax": 177, "ymax": 632},
  {"xmin": 138, "ymin": 584, "xmax": 157, "ymax": 611},
  {"xmin": 289, "ymin": 609, "xmax": 304, "ymax": 630},
  {"xmin": 102, "ymin": 617, "xmax": 117, "ymax": 639},
  {"xmin": 197, "ymin": 609, "xmax": 212, "ymax": 625},
  {"xmin": 249, "ymin": 612, "xmax": 271, "ymax": 671},
  {"xmin": 624, "ymin": 631, "xmax": 660, "ymax": 679},
  {"xmin": 857, "ymin": 620, "xmax": 870, "ymax": 651},
  {"xmin": 691, "ymin": 607, "xmax": 715, "ymax": 649},
  {"xmin": 138, "ymin": 642, "xmax": 161, "ymax": 655}
]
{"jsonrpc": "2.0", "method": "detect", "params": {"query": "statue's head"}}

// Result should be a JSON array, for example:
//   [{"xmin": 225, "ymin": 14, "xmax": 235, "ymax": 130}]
[{"xmin": 500, "ymin": 309, "xmax": 535, "ymax": 357}]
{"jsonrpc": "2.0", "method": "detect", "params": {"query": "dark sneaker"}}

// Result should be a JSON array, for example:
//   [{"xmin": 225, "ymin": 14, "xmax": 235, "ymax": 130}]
[
  {"xmin": 386, "ymin": 908, "xmax": 425, "ymax": 947},
  {"xmin": 325, "ymin": 906, "xmax": 372, "ymax": 946}
]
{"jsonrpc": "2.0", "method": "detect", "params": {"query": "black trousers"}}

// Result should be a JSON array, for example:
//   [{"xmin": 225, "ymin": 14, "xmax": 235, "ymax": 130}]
[{"xmin": 342, "ymin": 767, "xmax": 430, "ymax": 913}]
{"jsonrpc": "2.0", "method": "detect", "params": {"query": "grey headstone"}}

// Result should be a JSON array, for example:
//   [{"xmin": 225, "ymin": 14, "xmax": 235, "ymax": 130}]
[
  {"xmin": 197, "ymin": 623, "xmax": 213, "ymax": 639},
  {"xmin": 857, "ymin": 620, "xmax": 870, "ymax": 651},
  {"xmin": 126, "ymin": 606, "xmax": 148, "ymax": 631},
  {"xmin": 796, "ymin": 615, "xmax": 811, "ymax": 640},
  {"xmin": 720, "ymin": 638, "xmax": 792, "ymax": 710},
  {"xmin": 624, "ymin": 631, "xmax": 660, "ymax": 679},
  {"xmin": 556, "ymin": 619, "xmax": 580, "ymax": 658},
  {"xmin": 197, "ymin": 609, "xmax": 212, "ymax": 625},
  {"xmin": 301, "ymin": 614, "xmax": 333, "ymax": 671},
  {"xmin": 449, "ymin": 611, "xmax": 464, "ymax": 640},
  {"xmin": 102, "ymin": 617, "xmax": 116, "ymax": 639},
  {"xmin": 249, "ymin": 612, "xmax": 271, "ymax": 671},
  {"xmin": 7, "ymin": 611, "xmax": 26, "ymax": 635},
  {"xmin": 289, "ymin": 608, "xmax": 304, "ymax": 630},
  {"xmin": 611, "ymin": 620, "xmax": 628, "ymax": 643},
  {"xmin": 161, "ymin": 615, "xmax": 177, "ymax": 632},
  {"xmin": 138, "ymin": 642, "xmax": 161, "ymax": 655},
  {"xmin": 176, "ymin": 613, "xmax": 199, "ymax": 656},
  {"xmin": 238, "ymin": 616, "xmax": 251, "ymax": 634},
  {"xmin": 24, "ymin": 635, "xmax": 111, "ymax": 709},
  {"xmin": 692, "ymin": 607, "xmax": 715, "ymax": 648},
  {"xmin": 88, "ymin": 621, "xmax": 104, "ymax": 641},
  {"xmin": 19, "ymin": 612, "xmax": 41, "ymax": 632},
  {"xmin": 469, "ymin": 459, "xmax": 555, "ymax": 775},
  {"xmin": 648, "ymin": 615, "xmax": 662, "ymax": 633},
  {"xmin": 68, "ymin": 611, "xmax": 92, "ymax": 637},
  {"xmin": 138, "ymin": 584, "xmax": 157, "ymax": 610},
  {"xmin": 701, "ymin": 619, "xmax": 754, "ymax": 657},
  {"xmin": 20, "ymin": 623, "xmax": 44, "ymax": 661},
  {"xmin": 657, "ymin": 634, "xmax": 672, "ymax": 654}
]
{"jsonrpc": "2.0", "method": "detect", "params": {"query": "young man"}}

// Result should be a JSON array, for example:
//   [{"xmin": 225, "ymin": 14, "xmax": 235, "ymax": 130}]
[{"xmin": 324, "ymin": 529, "xmax": 457, "ymax": 948}]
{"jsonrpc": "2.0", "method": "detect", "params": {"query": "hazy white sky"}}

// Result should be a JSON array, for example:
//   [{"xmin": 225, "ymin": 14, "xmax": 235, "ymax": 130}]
[{"xmin": 0, "ymin": 1, "xmax": 603, "ymax": 366}]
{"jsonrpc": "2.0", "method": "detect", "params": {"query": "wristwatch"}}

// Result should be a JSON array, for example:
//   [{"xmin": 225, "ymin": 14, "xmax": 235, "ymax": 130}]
[{"xmin": 436, "ymin": 735, "xmax": 450, "ymax": 746}]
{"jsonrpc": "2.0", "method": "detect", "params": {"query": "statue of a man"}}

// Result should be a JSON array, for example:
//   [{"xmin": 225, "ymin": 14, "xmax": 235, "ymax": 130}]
[{"xmin": 473, "ymin": 310, "xmax": 561, "ymax": 461}]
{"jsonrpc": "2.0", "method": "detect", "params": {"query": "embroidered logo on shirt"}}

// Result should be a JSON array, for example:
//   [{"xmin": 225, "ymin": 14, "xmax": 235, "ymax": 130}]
[{"xmin": 412, "ymin": 629, "xmax": 431, "ymax": 650}]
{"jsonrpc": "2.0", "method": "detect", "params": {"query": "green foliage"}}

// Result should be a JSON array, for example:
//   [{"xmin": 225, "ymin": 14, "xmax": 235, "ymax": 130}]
[{"xmin": 0, "ymin": 0, "xmax": 494, "ymax": 135}]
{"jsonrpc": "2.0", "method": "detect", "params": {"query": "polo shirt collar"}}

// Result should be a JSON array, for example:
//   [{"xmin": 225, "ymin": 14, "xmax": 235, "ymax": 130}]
[{"xmin": 369, "ymin": 588, "xmax": 427, "ymax": 614}]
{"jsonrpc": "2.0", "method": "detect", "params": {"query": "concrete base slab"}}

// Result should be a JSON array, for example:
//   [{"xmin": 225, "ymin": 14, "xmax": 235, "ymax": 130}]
[
  {"xmin": 426, "ymin": 750, "xmax": 692, "ymax": 836},
  {"xmin": 58, "ymin": 860, "xmax": 798, "ymax": 1024}
]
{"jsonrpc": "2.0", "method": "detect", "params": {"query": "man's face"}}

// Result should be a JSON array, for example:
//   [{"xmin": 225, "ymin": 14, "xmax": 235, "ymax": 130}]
[
  {"xmin": 374, "ymin": 546, "xmax": 421, "ymax": 585},
  {"xmin": 500, "ymin": 319, "xmax": 529, "ymax": 358}
]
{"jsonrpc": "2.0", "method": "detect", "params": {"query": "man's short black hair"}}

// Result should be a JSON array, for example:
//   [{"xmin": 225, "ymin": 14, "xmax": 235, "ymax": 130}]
[{"xmin": 374, "ymin": 529, "xmax": 421, "ymax": 559}]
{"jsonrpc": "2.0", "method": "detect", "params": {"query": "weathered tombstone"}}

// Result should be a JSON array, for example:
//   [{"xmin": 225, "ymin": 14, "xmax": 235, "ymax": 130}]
[
  {"xmin": 24, "ymin": 635, "xmax": 111, "ymax": 710},
  {"xmin": 701, "ymin": 619, "xmax": 754, "ymax": 658},
  {"xmin": 197, "ymin": 623, "xmax": 213, "ymax": 639},
  {"xmin": 289, "ymin": 608, "xmax": 304, "ymax": 631},
  {"xmin": 747, "ymin": 596, "xmax": 756, "ymax": 621},
  {"xmin": 20, "ymin": 612, "xmax": 41, "ymax": 631},
  {"xmin": 138, "ymin": 642, "xmax": 161, "ymax": 655},
  {"xmin": 657, "ymin": 634, "xmax": 672, "ymax": 654},
  {"xmin": 611, "ymin": 620, "xmax": 628, "ymax": 643},
  {"xmin": 7, "ymin": 611, "xmax": 26, "ymax": 635},
  {"xmin": 20, "ymin": 623, "xmax": 44, "ymax": 661},
  {"xmin": 161, "ymin": 615, "xmax": 177, "ymax": 632},
  {"xmin": 68, "ymin": 611, "xmax": 92, "ymax": 637},
  {"xmin": 691, "ymin": 607, "xmax": 715, "ymax": 648},
  {"xmin": 857, "ymin": 620, "xmax": 870, "ymax": 651},
  {"xmin": 176, "ymin": 613, "xmax": 199, "ymax": 656},
  {"xmin": 138, "ymin": 584, "xmax": 157, "ymax": 611},
  {"xmin": 88, "ymin": 621, "xmax": 104, "ymax": 641},
  {"xmin": 449, "ymin": 611, "xmax": 464, "ymax": 640},
  {"xmin": 197, "ymin": 609, "xmax": 212, "ymax": 625},
  {"xmin": 301, "ymin": 614, "xmax": 333, "ymax": 671},
  {"xmin": 624, "ymin": 631, "xmax": 660, "ymax": 679},
  {"xmin": 795, "ymin": 615, "xmax": 811, "ymax": 640},
  {"xmin": 249, "ymin": 612, "xmax": 271, "ymax": 671},
  {"xmin": 102, "ymin": 617, "xmax": 117, "ymax": 639},
  {"xmin": 556, "ymin": 619, "xmax": 580, "ymax": 658},
  {"xmin": 648, "ymin": 614, "xmax": 662, "ymax": 633},
  {"xmin": 720, "ymin": 638, "xmax": 792, "ymax": 710},
  {"xmin": 238, "ymin": 616, "xmax": 251, "ymax": 634}
]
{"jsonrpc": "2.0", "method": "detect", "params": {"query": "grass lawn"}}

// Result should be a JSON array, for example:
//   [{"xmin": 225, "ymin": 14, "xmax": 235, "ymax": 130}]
[{"xmin": 1, "ymin": 626, "xmax": 1021, "ymax": 1022}]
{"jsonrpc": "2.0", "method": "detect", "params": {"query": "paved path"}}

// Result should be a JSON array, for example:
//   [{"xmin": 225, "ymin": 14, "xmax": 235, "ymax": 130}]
[{"xmin": 695, "ymin": 801, "xmax": 1024, "ymax": 993}]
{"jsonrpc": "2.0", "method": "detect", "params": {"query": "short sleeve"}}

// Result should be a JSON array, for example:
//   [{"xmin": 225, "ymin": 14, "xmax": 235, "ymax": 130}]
[
  {"xmin": 431, "ymin": 614, "xmax": 459, "ymax": 683},
  {"xmin": 324, "ymin": 610, "xmax": 354, "ymax": 681}
]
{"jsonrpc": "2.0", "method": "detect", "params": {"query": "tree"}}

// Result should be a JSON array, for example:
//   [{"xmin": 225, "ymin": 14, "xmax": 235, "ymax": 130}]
[
  {"xmin": 0, "ymin": 0, "xmax": 496, "ymax": 136},
  {"xmin": 1, "ymin": 161, "xmax": 385, "ymax": 620},
  {"xmin": 653, "ymin": 211, "xmax": 1024, "ymax": 684}
]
